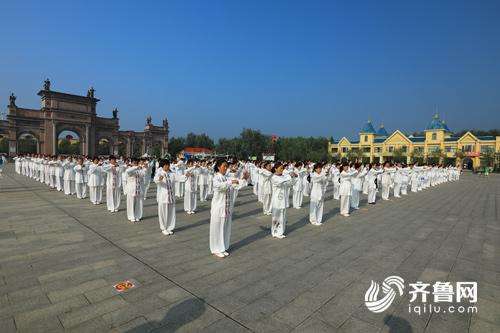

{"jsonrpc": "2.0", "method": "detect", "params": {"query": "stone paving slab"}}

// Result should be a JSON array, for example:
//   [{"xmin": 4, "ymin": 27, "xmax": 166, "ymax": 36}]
[{"xmin": 0, "ymin": 165, "xmax": 499, "ymax": 332}]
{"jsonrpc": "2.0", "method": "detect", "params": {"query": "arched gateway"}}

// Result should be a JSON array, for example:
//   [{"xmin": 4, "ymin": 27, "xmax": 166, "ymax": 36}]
[{"xmin": 2, "ymin": 80, "xmax": 169, "ymax": 157}]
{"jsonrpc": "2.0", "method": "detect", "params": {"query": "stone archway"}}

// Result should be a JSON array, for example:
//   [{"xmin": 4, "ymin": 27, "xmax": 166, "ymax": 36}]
[
  {"xmin": 0, "ymin": 131, "xmax": 8, "ymax": 154},
  {"xmin": 56, "ymin": 126, "xmax": 85, "ymax": 156},
  {"xmin": 116, "ymin": 138, "xmax": 127, "ymax": 157},
  {"xmin": 151, "ymin": 141, "xmax": 163, "ymax": 158},
  {"xmin": 17, "ymin": 132, "xmax": 39, "ymax": 154},
  {"xmin": 57, "ymin": 130, "xmax": 81, "ymax": 155},
  {"xmin": 97, "ymin": 137, "xmax": 112, "ymax": 156}
]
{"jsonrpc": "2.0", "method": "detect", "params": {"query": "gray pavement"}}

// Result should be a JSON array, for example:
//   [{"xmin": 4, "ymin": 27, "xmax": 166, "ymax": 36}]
[{"xmin": 0, "ymin": 164, "xmax": 499, "ymax": 332}]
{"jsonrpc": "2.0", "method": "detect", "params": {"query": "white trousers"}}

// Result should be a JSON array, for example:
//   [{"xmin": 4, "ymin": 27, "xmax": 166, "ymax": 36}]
[
  {"xmin": 262, "ymin": 194, "xmax": 272, "ymax": 214},
  {"xmin": 184, "ymin": 192, "xmax": 197, "ymax": 212},
  {"xmin": 411, "ymin": 181, "xmax": 418, "ymax": 192},
  {"xmin": 401, "ymin": 183, "xmax": 408, "ymax": 195},
  {"xmin": 333, "ymin": 184, "xmax": 340, "ymax": 200},
  {"xmin": 127, "ymin": 195, "xmax": 143, "ymax": 220},
  {"xmin": 199, "ymin": 185, "xmax": 207, "ymax": 201},
  {"xmin": 393, "ymin": 182, "xmax": 401, "ymax": 197},
  {"xmin": 107, "ymin": 187, "xmax": 121, "ymax": 211},
  {"xmin": 367, "ymin": 187, "xmax": 377, "ymax": 203},
  {"xmin": 340, "ymin": 195, "xmax": 350, "ymax": 215},
  {"xmin": 350, "ymin": 190, "xmax": 360, "ymax": 209},
  {"xmin": 381, "ymin": 184, "xmax": 390, "ymax": 200},
  {"xmin": 309, "ymin": 200, "xmax": 324, "ymax": 224},
  {"xmin": 271, "ymin": 208, "xmax": 286, "ymax": 236},
  {"xmin": 175, "ymin": 182, "xmax": 185, "ymax": 197},
  {"xmin": 253, "ymin": 182, "xmax": 259, "ymax": 196},
  {"xmin": 292, "ymin": 190, "xmax": 303, "ymax": 208},
  {"xmin": 158, "ymin": 203, "xmax": 176, "ymax": 232},
  {"xmin": 56, "ymin": 176, "xmax": 63, "ymax": 191},
  {"xmin": 210, "ymin": 215, "xmax": 232, "ymax": 254},
  {"xmin": 64, "ymin": 180, "xmax": 75, "ymax": 195},
  {"xmin": 76, "ymin": 183, "xmax": 87, "ymax": 199},
  {"xmin": 89, "ymin": 186, "xmax": 103, "ymax": 204},
  {"xmin": 143, "ymin": 181, "xmax": 151, "ymax": 200}
]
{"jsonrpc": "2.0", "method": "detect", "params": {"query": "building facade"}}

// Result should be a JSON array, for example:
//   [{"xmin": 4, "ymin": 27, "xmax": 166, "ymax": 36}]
[
  {"xmin": 328, "ymin": 115, "xmax": 500, "ymax": 169},
  {"xmin": 0, "ymin": 80, "xmax": 169, "ymax": 157}
]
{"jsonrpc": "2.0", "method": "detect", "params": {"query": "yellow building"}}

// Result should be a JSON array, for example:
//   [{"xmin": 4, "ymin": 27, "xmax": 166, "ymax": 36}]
[{"xmin": 328, "ymin": 114, "xmax": 500, "ymax": 169}]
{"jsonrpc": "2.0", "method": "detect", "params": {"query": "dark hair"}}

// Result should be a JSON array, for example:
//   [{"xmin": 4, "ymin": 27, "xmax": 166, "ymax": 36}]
[
  {"xmin": 159, "ymin": 159, "xmax": 170, "ymax": 168},
  {"xmin": 213, "ymin": 159, "xmax": 227, "ymax": 173},
  {"xmin": 109, "ymin": 155, "xmax": 116, "ymax": 161},
  {"xmin": 313, "ymin": 162, "xmax": 323, "ymax": 171},
  {"xmin": 354, "ymin": 162, "xmax": 362, "ymax": 169},
  {"xmin": 271, "ymin": 162, "xmax": 283, "ymax": 173}
]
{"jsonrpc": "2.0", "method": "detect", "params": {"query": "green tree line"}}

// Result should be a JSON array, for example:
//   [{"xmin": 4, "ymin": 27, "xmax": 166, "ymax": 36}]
[{"xmin": 168, "ymin": 128, "xmax": 330, "ymax": 161}]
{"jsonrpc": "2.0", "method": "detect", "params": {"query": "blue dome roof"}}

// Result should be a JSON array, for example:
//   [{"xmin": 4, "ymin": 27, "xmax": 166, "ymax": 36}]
[
  {"xmin": 376, "ymin": 125, "xmax": 389, "ymax": 137},
  {"xmin": 426, "ymin": 114, "xmax": 446, "ymax": 130},
  {"xmin": 360, "ymin": 120, "xmax": 376, "ymax": 134},
  {"xmin": 441, "ymin": 120, "xmax": 451, "ymax": 133}
]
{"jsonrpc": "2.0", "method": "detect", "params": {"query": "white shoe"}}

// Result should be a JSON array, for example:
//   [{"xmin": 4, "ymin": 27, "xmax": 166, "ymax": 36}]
[
  {"xmin": 214, "ymin": 253, "xmax": 225, "ymax": 258},
  {"xmin": 223, "ymin": 251, "xmax": 229, "ymax": 256},
  {"xmin": 135, "ymin": 219, "xmax": 140, "ymax": 222},
  {"xmin": 162, "ymin": 230, "xmax": 169, "ymax": 235},
  {"xmin": 275, "ymin": 235, "xmax": 286, "ymax": 239},
  {"xmin": 342, "ymin": 214, "xmax": 350, "ymax": 217},
  {"xmin": 168, "ymin": 230, "xmax": 174, "ymax": 235}
]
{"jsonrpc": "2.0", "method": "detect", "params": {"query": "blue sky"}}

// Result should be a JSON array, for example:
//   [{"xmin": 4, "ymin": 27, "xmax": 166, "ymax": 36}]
[{"xmin": 1, "ymin": 0, "xmax": 499, "ymax": 140}]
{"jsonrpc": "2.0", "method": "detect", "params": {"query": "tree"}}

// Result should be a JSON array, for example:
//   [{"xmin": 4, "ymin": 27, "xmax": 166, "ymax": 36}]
[
  {"xmin": 427, "ymin": 148, "xmax": 445, "ymax": 165},
  {"xmin": 481, "ymin": 147, "xmax": 496, "ymax": 169},
  {"xmin": 168, "ymin": 137, "xmax": 186, "ymax": 157},
  {"xmin": 410, "ymin": 150, "xmax": 424, "ymax": 164},
  {"xmin": 392, "ymin": 148, "xmax": 406, "ymax": 163},
  {"xmin": 0, "ymin": 137, "xmax": 8, "ymax": 154}
]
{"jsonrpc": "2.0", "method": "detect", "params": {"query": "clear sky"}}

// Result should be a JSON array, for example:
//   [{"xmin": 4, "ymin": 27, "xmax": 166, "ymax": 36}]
[{"xmin": 1, "ymin": 0, "xmax": 499, "ymax": 140}]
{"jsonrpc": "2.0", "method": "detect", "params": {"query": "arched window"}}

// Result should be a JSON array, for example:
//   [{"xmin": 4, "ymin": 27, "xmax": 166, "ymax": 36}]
[
  {"xmin": 364, "ymin": 135, "xmax": 368, "ymax": 142},
  {"xmin": 432, "ymin": 133, "xmax": 437, "ymax": 140}
]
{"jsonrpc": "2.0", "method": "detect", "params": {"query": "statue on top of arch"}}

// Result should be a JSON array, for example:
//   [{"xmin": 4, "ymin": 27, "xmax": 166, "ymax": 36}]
[
  {"xmin": 43, "ymin": 78, "xmax": 51, "ymax": 91},
  {"xmin": 9, "ymin": 93, "xmax": 16, "ymax": 107},
  {"xmin": 87, "ymin": 87, "xmax": 95, "ymax": 98},
  {"xmin": 112, "ymin": 108, "xmax": 118, "ymax": 119},
  {"xmin": 163, "ymin": 118, "xmax": 168, "ymax": 129},
  {"xmin": 146, "ymin": 116, "xmax": 152, "ymax": 126}
]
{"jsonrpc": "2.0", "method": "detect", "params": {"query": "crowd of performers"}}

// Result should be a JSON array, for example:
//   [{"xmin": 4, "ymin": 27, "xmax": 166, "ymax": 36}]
[{"xmin": 12, "ymin": 154, "xmax": 461, "ymax": 259}]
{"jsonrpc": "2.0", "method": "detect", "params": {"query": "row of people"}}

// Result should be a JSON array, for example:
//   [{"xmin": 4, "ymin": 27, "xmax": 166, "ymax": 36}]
[{"xmin": 12, "ymin": 154, "xmax": 461, "ymax": 259}]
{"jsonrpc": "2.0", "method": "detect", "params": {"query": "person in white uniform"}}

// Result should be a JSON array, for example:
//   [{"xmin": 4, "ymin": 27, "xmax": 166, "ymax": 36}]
[
  {"xmin": 125, "ymin": 159, "xmax": 146, "ymax": 222},
  {"xmin": 209, "ymin": 159, "xmax": 249, "ymax": 258},
  {"xmin": 62, "ymin": 157, "xmax": 76, "ymax": 195},
  {"xmin": 309, "ymin": 163, "xmax": 328, "ymax": 225},
  {"xmin": 74, "ymin": 157, "xmax": 88, "ymax": 199},
  {"xmin": 102, "ymin": 156, "xmax": 124, "ymax": 212},
  {"xmin": 154, "ymin": 159, "xmax": 189, "ymax": 235},
  {"xmin": 339, "ymin": 163, "xmax": 358, "ymax": 217},
  {"xmin": 270, "ymin": 162, "xmax": 295, "ymax": 238},
  {"xmin": 87, "ymin": 157, "xmax": 104, "ymax": 205}
]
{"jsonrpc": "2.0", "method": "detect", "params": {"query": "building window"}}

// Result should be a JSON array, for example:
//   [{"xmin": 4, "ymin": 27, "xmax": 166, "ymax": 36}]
[
  {"xmin": 414, "ymin": 146, "xmax": 423, "ymax": 153},
  {"xmin": 444, "ymin": 146, "xmax": 456, "ymax": 153},
  {"xmin": 363, "ymin": 147, "xmax": 371, "ymax": 152},
  {"xmin": 364, "ymin": 135, "xmax": 368, "ymax": 142},
  {"xmin": 375, "ymin": 147, "xmax": 382, "ymax": 153},
  {"xmin": 429, "ymin": 145, "xmax": 440, "ymax": 152},
  {"xmin": 480, "ymin": 145, "xmax": 494, "ymax": 153},
  {"xmin": 387, "ymin": 146, "xmax": 394, "ymax": 152},
  {"xmin": 401, "ymin": 145, "xmax": 407, "ymax": 153},
  {"xmin": 432, "ymin": 133, "xmax": 437, "ymax": 140},
  {"xmin": 331, "ymin": 148, "xmax": 338, "ymax": 153},
  {"xmin": 352, "ymin": 147, "xmax": 359, "ymax": 152},
  {"xmin": 462, "ymin": 145, "xmax": 473, "ymax": 152},
  {"xmin": 342, "ymin": 147, "xmax": 347, "ymax": 153}
]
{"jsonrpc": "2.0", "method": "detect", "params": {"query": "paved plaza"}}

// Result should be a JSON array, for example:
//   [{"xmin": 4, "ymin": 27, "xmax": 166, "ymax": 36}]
[{"xmin": 0, "ymin": 164, "xmax": 499, "ymax": 332}]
